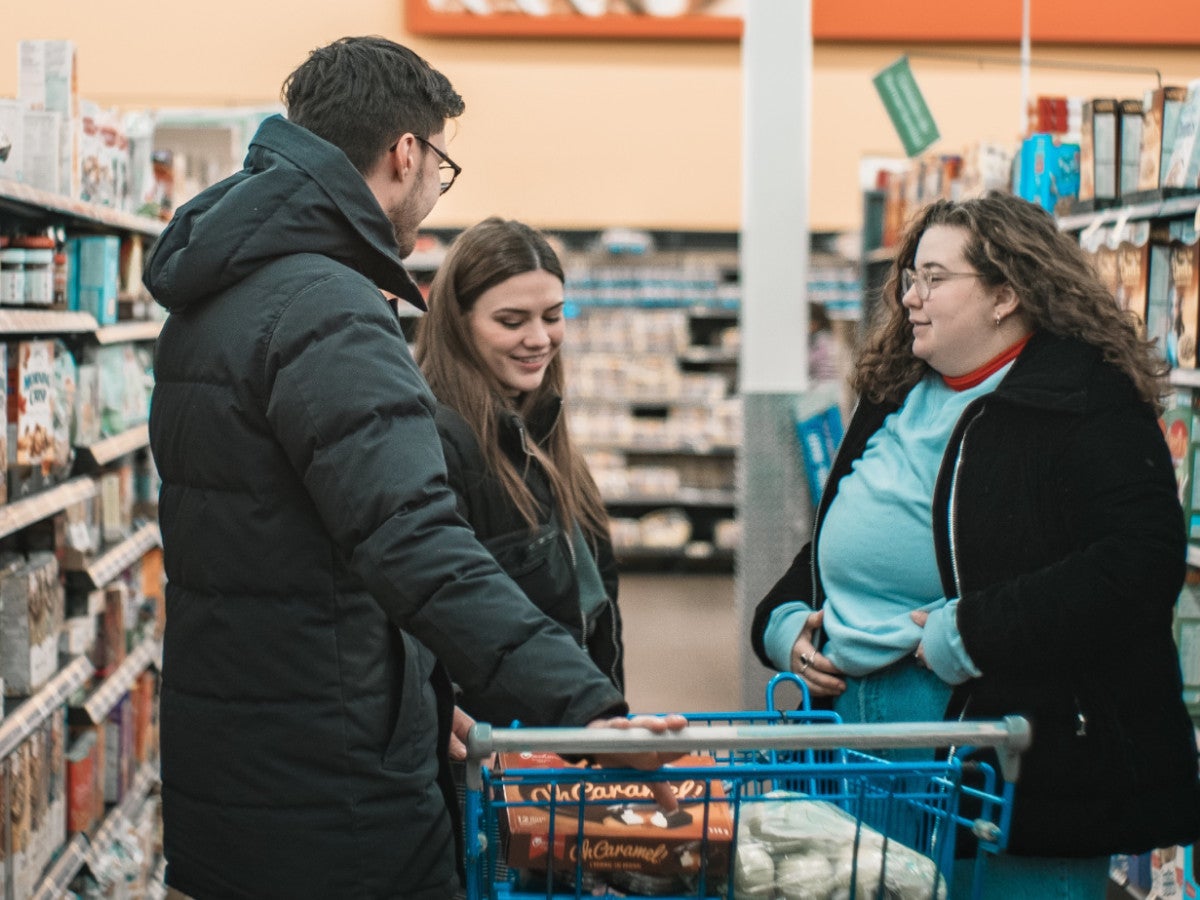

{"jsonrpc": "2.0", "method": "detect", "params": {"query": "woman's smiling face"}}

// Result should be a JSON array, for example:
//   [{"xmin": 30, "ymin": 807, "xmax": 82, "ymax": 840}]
[
  {"xmin": 903, "ymin": 224, "xmax": 1006, "ymax": 377},
  {"xmin": 465, "ymin": 269, "xmax": 565, "ymax": 398}
]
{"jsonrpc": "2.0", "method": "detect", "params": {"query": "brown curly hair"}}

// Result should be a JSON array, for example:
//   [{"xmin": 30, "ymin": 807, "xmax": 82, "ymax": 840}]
[{"xmin": 854, "ymin": 191, "xmax": 1168, "ymax": 412}]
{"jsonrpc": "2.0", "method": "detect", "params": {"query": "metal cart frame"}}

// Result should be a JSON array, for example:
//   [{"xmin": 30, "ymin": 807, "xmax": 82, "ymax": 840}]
[{"xmin": 463, "ymin": 678, "xmax": 1030, "ymax": 900}]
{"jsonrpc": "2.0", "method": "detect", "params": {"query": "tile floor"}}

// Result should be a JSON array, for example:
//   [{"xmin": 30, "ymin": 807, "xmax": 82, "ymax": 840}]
[{"xmin": 617, "ymin": 572, "xmax": 740, "ymax": 715}]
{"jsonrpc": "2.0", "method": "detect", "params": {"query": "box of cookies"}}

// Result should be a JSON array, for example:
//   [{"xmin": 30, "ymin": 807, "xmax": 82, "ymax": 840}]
[{"xmin": 497, "ymin": 751, "xmax": 734, "ymax": 884}]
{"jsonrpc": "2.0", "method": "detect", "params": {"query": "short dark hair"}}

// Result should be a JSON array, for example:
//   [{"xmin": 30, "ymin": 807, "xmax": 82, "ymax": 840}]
[{"xmin": 282, "ymin": 36, "xmax": 465, "ymax": 175}]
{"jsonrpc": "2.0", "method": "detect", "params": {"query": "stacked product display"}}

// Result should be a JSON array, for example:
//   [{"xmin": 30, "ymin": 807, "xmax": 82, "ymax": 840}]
[{"xmin": 0, "ymin": 37, "xmax": 168, "ymax": 900}]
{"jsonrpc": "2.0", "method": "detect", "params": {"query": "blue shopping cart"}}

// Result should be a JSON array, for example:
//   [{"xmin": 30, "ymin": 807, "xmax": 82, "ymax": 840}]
[{"xmin": 463, "ymin": 675, "xmax": 1030, "ymax": 900}]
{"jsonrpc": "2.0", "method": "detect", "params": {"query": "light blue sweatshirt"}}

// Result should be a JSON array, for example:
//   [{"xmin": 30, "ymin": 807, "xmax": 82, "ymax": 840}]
[{"xmin": 764, "ymin": 364, "xmax": 1014, "ymax": 685}]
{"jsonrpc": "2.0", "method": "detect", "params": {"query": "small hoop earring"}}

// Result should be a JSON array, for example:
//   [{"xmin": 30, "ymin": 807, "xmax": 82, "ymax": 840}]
[{"xmin": 994, "ymin": 313, "xmax": 1002, "ymax": 327}]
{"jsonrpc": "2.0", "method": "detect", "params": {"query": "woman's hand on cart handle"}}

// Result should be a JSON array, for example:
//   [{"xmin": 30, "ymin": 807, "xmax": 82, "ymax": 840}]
[
  {"xmin": 586, "ymin": 713, "xmax": 689, "ymax": 812},
  {"xmin": 790, "ymin": 610, "xmax": 845, "ymax": 698}
]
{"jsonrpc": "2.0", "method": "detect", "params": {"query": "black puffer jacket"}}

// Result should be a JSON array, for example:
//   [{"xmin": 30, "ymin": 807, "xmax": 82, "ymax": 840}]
[
  {"xmin": 145, "ymin": 115, "xmax": 626, "ymax": 900},
  {"xmin": 752, "ymin": 331, "xmax": 1200, "ymax": 857},
  {"xmin": 433, "ymin": 399, "xmax": 624, "ymax": 717}
]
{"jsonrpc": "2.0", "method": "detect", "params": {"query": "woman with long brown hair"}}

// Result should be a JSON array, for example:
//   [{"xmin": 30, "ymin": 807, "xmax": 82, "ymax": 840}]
[{"xmin": 416, "ymin": 217, "xmax": 623, "ymax": 720}]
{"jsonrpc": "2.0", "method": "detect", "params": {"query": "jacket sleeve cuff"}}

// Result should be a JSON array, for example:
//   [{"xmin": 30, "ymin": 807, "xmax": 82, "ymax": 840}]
[
  {"xmin": 922, "ymin": 600, "xmax": 982, "ymax": 685},
  {"xmin": 764, "ymin": 602, "xmax": 813, "ymax": 671}
]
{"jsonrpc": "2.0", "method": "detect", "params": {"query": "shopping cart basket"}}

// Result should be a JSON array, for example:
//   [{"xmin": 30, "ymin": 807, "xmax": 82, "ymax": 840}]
[{"xmin": 463, "ymin": 676, "xmax": 1030, "ymax": 900}]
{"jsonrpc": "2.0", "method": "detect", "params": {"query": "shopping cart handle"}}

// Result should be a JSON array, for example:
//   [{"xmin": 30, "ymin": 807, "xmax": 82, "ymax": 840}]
[{"xmin": 463, "ymin": 716, "xmax": 1032, "ymax": 788}]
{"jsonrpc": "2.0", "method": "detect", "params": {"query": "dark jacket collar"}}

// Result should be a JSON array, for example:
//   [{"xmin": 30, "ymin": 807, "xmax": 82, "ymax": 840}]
[
  {"xmin": 987, "ymin": 330, "xmax": 1139, "ymax": 415},
  {"xmin": 144, "ymin": 114, "xmax": 425, "ymax": 314},
  {"xmin": 499, "ymin": 395, "xmax": 564, "ymax": 457}
]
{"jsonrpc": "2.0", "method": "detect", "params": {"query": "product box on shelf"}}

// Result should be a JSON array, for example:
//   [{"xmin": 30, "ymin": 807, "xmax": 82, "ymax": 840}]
[
  {"xmin": 19, "ymin": 108, "xmax": 61, "ymax": 195},
  {"xmin": 1163, "ymin": 392, "xmax": 1194, "ymax": 520},
  {"xmin": 1177, "ymin": 573, "xmax": 1200, "ymax": 720},
  {"xmin": 104, "ymin": 692, "xmax": 134, "ymax": 805},
  {"xmin": 66, "ymin": 729, "xmax": 98, "ymax": 834},
  {"xmin": 72, "ymin": 234, "xmax": 121, "ymax": 325},
  {"xmin": 0, "ymin": 758, "xmax": 6, "ymax": 900},
  {"xmin": 9, "ymin": 740, "xmax": 34, "ymax": 900},
  {"xmin": 18, "ymin": 39, "xmax": 79, "ymax": 200},
  {"xmin": 7, "ymin": 339, "xmax": 55, "ymax": 499},
  {"xmin": 74, "ymin": 360, "xmax": 101, "ymax": 446},
  {"xmin": 0, "ymin": 551, "xmax": 65, "ymax": 696},
  {"xmin": 1014, "ymin": 133, "xmax": 1080, "ymax": 213},
  {"xmin": 1137, "ymin": 85, "xmax": 1190, "ymax": 199},
  {"xmin": 1118, "ymin": 99, "xmax": 1145, "ymax": 200},
  {"xmin": 497, "ymin": 751, "xmax": 734, "ymax": 884},
  {"xmin": 66, "ymin": 712, "xmax": 106, "ymax": 830},
  {"xmin": 44, "ymin": 711, "xmax": 67, "ymax": 877},
  {"xmin": 1157, "ymin": 222, "xmax": 1200, "ymax": 370},
  {"xmin": 95, "ymin": 581, "xmax": 129, "ymax": 677},
  {"xmin": 1165, "ymin": 81, "xmax": 1200, "ymax": 192},
  {"xmin": 0, "ymin": 98, "xmax": 25, "ymax": 183},
  {"xmin": 1116, "ymin": 221, "xmax": 1152, "ymax": 332},
  {"xmin": 1078, "ymin": 98, "xmax": 1118, "ymax": 208}
]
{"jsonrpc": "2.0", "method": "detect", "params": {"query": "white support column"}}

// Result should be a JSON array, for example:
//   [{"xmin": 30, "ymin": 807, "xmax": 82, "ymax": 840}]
[{"xmin": 736, "ymin": 1, "xmax": 814, "ymax": 709}]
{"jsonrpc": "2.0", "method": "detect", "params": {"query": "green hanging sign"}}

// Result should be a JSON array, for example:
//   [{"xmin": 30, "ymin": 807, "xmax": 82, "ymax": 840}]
[{"xmin": 873, "ymin": 56, "xmax": 940, "ymax": 158}]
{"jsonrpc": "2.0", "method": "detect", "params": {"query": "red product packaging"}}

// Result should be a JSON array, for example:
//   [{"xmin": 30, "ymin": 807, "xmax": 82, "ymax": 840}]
[
  {"xmin": 497, "ymin": 751, "xmax": 734, "ymax": 881},
  {"xmin": 66, "ymin": 730, "xmax": 96, "ymax": 834}
]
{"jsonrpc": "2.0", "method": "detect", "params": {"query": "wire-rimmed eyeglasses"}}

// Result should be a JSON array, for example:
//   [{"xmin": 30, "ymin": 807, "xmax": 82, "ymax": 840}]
[
  {"xmin": 901, "ymin": 268, "xmax": 980, "ymax": 302},
  {"xmin": 414, "ymin": 136, "xmax": 461, "ymax": 195}
]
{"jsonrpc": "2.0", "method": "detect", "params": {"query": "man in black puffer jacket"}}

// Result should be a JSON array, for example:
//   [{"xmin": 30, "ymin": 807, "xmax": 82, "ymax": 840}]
[{"xmin": 145, "ymin": 38, "xmax": 675, "ymax": 900}]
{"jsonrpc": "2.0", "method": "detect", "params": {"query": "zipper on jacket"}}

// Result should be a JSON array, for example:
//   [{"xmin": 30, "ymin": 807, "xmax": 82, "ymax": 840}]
[{"xmin": 809, "ymin": 399, "xmax": 859, "ymax": 640}]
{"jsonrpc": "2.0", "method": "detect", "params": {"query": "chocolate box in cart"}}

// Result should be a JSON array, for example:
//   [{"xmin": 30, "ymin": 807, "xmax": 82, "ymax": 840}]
[{"xmin": 497, "ymin": 751, "xmax": 735, "ymax": 880}]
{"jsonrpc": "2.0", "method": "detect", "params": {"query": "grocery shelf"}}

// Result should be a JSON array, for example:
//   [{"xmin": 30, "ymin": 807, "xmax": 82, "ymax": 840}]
[
  {"xmin": 0, "ymin": 655, "xmax": 94, "ymax": 759},
  {"xmin": 0, "ymin": 177, "xmax": 165, "ymax": 238},
  {"xmin": 81, "ymin": 521, "xmax": 161, "ymax": 590},
  {"xmin": 0, "ymin": 476, "xmax": 98, "ymax": 540},
  {"xmin": 81, "ymin": 635, "xmax": 159, "ymax": 724},
  {"xmin": 83, "ymin": 761, "xmax": 161, "ymax": 874},
  {"xmin": 1057, "ymin": 192, "xmax": 1200, "ymax": 232},
  {"xmin": 93, "ymin": 319, "xmax": 164, "ymax": 345},
  {"xmin": 0, "ymin": 309, "xmax": 98, "ymax": 336},
  {"xmin": 1170, "ymin": 369, "xmax": 1200, "ymax": 390},
  {"xmin": 75, "ymin": 423, "xmax": 151, "ymax": 469},
  {"xmin": 680, "ymin": 346, "xmax": 739, "ymax": 364},
  {"xmin": 603, "ymin": 488, "xmax": 736, "ymax": 508},
  {"xmin": 30, "ymin": 833, "xmax": 90, "ymax": 900}
]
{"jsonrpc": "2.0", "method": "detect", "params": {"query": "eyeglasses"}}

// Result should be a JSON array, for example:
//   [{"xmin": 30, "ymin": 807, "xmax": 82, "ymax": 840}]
[
  {"xmin": 415, "ymin": 136, "xmax": 462, "ymax": 195},
  {"xmin": 901, "ymin": 268, "xmax": 980, "ymax": 302}
]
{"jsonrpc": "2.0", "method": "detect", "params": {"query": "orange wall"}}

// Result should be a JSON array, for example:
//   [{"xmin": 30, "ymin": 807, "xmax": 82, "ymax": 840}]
[{"xmin": 0, "ymin": 1, "xmax": 1197, "ymax": 232}]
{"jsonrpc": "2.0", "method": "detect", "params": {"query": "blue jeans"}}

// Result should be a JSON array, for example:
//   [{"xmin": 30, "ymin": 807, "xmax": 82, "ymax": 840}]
[{"xmin": 835, "ymin": 658, "xmax": 1109, "ymax": 899}]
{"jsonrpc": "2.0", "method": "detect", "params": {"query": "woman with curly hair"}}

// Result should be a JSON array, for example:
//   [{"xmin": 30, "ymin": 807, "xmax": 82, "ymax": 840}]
[{"xmin": 751, "ymin": 191, "xmax": 1200, "ymax": 897}]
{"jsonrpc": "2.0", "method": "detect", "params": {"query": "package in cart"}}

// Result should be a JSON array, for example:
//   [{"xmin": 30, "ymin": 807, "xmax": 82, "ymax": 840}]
[{"xmin": 497, "ymin": 751, "xmax": 735, "ymax": 884}]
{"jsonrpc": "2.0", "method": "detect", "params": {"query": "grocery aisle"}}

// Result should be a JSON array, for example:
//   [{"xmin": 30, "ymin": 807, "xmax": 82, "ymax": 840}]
[{"xmin": 618, "ymin": 572, "xmax": 740, "ymax": 714}]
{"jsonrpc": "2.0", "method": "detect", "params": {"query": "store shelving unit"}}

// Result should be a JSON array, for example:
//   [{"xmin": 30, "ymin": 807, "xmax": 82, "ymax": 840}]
[{"xmin": 0, "ymin": 179, "xmax": 166, "ymax": 899}]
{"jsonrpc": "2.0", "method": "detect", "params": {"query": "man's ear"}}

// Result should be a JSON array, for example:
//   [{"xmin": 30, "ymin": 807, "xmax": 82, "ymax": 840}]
[{"xmin": 380, "ymin": 134, "xmax": 418, "ymax": 183}]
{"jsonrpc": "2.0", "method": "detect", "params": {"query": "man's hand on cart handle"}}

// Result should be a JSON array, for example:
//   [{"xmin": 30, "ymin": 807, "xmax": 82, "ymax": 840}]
[
  {"xmin": 586, "ymin": 713, "xmax": 689, "ymax": 812},
  {"xmin": 790, "ymin": 610, "xmax": 845, "ymax": 699},
  {"xmin": 450, "ymin": 707, "xmax": 498, "ymax": 767}
]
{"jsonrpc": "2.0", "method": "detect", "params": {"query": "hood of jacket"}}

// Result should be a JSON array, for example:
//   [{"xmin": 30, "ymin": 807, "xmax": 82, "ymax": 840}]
[{"xmin": 143, "ymin": 114, "xmax": 426, "ymax": 314}]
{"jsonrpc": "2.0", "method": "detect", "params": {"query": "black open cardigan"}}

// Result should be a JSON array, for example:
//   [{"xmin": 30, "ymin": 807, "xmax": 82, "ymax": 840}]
[{"xmin": 753, "ymin": 330, "xmax": 1200, "ymax": 857}]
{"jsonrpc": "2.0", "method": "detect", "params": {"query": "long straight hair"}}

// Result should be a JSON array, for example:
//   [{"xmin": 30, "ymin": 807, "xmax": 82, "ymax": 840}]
[
  {"xmin": 416, "ymin": 218, "xmax": 609, "ymax": 540},
  {"xmin": 856, "ymin": 191, "xmax": 1168, "ymax": 412}
]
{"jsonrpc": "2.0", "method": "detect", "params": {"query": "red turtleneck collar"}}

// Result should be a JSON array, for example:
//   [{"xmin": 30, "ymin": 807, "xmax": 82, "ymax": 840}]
[{"xmin": 942, "ymin": 333, "xmax": 1033, "ymax": 391}]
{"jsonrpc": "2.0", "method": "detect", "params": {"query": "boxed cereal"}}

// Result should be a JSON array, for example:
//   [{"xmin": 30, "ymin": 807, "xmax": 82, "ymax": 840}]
[
  {"xmin": 7, "ymin": 340, "xmax": 55, "ymax": 498},
  {"xmin": 0, "ymin": 552, "xmax": 65, "ymax": 696},
  {"xmin": 498, "ymin": 751, "xmax": 734, "ymax": 884}
]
